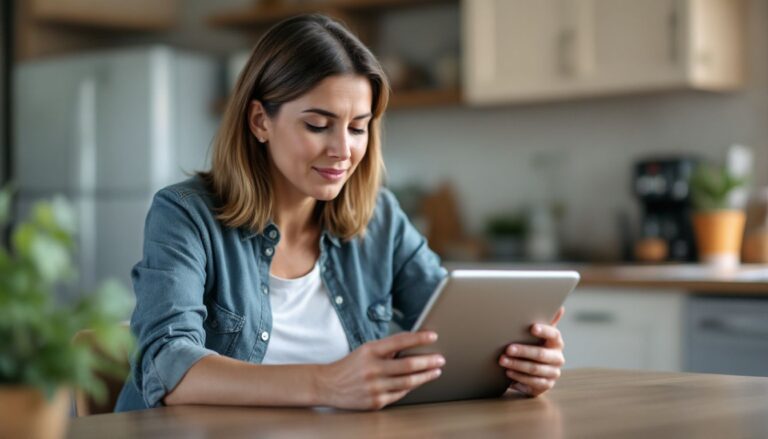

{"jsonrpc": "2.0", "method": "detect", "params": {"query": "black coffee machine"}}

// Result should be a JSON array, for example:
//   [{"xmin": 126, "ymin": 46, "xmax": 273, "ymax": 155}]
[{"xmin": 632, "ymin": 156, "xmax": 699, "ymax": 262}]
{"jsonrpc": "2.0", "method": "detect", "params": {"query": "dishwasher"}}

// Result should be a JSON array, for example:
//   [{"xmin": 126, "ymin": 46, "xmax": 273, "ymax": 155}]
[{"xmin": 685, "ymin": 295, "xmax": 768, "ymax": 377}]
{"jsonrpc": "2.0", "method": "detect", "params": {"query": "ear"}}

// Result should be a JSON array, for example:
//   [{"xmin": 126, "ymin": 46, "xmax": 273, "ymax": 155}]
[{"xmin": 248, "ymin": 100, "xmax": 271, "ymax": 143}]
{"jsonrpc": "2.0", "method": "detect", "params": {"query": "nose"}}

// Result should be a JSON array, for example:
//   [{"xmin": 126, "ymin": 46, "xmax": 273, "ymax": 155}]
[{"xmin": 327, "ymin": 129, "xmax": 352, "ymax": 160}]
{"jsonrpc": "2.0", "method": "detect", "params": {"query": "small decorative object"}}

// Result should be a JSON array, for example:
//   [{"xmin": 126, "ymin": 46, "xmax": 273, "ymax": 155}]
[
  {"xmin": 742, "ymin": 187, "xmax": 768, "ymax": 263},
  {"xmin": 432, "ymin": 52, "xmax": 460, "ymax": 89},
  {"xmin": 633, "ymin": 237, "xmax": 668, "ymax": 263},
  {"xmin": 689, "ymin": 164, "xmax": 747, "ymax": 267},
  {"xmin": 485, "ymin": 212, "xmax": 528, "ymax": 261},
  {"xmin": 0, "ymin": 188, "xmax": 134, "ymax": 439}
]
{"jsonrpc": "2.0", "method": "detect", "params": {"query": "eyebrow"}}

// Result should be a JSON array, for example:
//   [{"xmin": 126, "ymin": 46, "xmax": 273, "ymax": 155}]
[{"xmin": 301, "ymin": 108, "xmax": 372, "ymax": 120}]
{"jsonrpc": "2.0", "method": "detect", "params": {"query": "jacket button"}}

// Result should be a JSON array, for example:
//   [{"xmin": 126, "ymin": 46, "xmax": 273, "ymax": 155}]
[
  {"xmin": 268, "ymin": 230, "xmax": 278, "ymax": 239},
  {"xmin": 261, "ymin": 285, "xmax": 269, "ymax": 295},
  {"xmin": 261, "ymin": 331, "xmax": 270, "ymax": 341},
  {"xmin": 334, "ymin": 296, "xmax": 344, "ymax": 305},
  {"xmin": 264, "ymin": 247, "xmax": 274, "ymax": 257}
]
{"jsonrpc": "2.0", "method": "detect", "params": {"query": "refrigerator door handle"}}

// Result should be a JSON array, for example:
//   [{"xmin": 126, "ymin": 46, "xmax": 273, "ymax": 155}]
[{"xmin": 76, "ymin": 76, "xmax": 98, "ymax": 292}]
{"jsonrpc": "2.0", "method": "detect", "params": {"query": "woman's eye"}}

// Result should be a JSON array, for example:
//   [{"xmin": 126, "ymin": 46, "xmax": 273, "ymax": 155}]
[
  {"xmin": 305, "ymin": 123, "xmax": 328, "ymax": 133},
  {"xmin": 349, "ymin": 127, "xmax": 367, "ymax": 135}
]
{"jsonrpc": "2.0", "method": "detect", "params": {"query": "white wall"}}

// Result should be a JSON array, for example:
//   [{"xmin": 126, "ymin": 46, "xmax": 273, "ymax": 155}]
[{"xmin": 380, "ymin": 0, "xmax": 768, "ymax": 260}]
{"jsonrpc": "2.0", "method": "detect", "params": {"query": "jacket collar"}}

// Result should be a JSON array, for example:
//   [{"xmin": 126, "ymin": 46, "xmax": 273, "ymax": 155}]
[{"xmin": 239, "ymin": 221, "xmax": 341, "ymax": 248}]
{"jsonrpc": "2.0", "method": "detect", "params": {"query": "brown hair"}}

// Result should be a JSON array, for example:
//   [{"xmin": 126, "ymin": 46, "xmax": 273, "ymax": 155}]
[{"xmin": 200, "ymin": 14, "xmax": 389, "ymax": 240}]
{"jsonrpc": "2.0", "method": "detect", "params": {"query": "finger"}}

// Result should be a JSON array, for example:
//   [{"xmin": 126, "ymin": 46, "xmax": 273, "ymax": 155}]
[
  {"xmin": 506, "ymin": 344, "xmax": 565, "ymax": 366},
  {"xmin": 511, "ymin": 382, "xmax": 532, "ymax": 396},
  {"xmin": 369, "ymin": 331, "xmax": 438, "ymax": 357},
  {"xmin": 377, "ymin": 389, "xmax": 409, "ymax": 409},
  {"xmin": 530, "ymin": 324, "xmax": 564, "ymax": 348},
  {"xmin": 380, "ymin": 368, "xmax": 442, "ymax": 392},
  {"xmin": 551, "ymin": 307, "xmax": 565, "ymax": 326},
  {"xmin": 381, "ymin": 354, "xmax": 445, "ymax": 376},
  {"xmin": 499, "ymin": 356, "xmax": 561, "ymax": 379},
  {"xmin": 505, "ymin": 370, "xmax": 555, "ymax": 395}
]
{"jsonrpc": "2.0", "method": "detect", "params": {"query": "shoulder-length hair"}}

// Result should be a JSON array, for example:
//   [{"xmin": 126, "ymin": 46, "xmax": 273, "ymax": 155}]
[{"xmin": 199, "ymin": 14, "xmax": 390, "ymax": 241}]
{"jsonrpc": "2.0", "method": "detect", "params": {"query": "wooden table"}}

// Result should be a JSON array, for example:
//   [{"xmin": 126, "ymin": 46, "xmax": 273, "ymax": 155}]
[{"xmin": 68, "ymin": 369, "xmax": 768, "ymax": 438}]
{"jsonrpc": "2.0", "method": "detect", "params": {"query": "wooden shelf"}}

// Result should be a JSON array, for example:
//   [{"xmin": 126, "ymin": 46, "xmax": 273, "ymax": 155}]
[
  {"xmin": 208, "ymin": 0, "xmax": 453, "ymax": 29},
  {"xmin": 208, "ymin": 1, "xmax": 462, "ymax": 110},
  {"xmin": 212, "ymin": 87, "xmax": 461, "ymax": 114}
]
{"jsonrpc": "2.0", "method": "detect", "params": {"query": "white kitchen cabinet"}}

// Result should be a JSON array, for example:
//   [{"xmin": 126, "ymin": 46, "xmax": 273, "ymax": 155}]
[
  {"xmin": 557, "ymin": 288, "xmax": 684, "ymax": 371},
  {"xmin": 462, "ymin": 0, "xmax": 746, "ymax": 105}
]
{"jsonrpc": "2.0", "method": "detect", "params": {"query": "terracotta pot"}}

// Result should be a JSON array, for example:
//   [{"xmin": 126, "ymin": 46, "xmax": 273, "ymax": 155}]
[
  {"xmin": 0, "ymin": 386, "xmax": 70, "ymax": 439},
  {"xmin": 692, "ymin": 210, "xmax": 746, "ymax": 267}
]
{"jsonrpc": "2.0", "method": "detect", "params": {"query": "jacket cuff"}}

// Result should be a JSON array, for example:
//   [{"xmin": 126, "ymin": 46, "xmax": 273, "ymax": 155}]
[{"xmin": 142, "ymin": 340, "xmax": 219, "ymax": 408}]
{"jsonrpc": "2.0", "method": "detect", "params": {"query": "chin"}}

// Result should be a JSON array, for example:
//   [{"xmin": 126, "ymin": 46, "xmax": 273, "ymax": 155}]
[{"xmin": 311, "ymin": 185, "xmax": 344, "ymax": 201}]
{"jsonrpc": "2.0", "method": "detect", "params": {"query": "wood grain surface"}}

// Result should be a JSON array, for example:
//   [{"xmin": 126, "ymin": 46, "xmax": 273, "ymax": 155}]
[{"xmin": 68, "ymin": 368, "xmax": 768, "ymax": 439}]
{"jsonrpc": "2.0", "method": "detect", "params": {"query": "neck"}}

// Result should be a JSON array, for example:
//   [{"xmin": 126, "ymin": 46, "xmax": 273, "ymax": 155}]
[{"xmin": 272, "ymin": 178, "xmax": 320, "ymax": 243}]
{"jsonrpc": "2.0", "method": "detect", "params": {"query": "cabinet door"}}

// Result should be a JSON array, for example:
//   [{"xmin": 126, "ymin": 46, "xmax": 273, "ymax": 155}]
[
  {"xmin": 557, "ymin": 289, "xmax": 684, "ymax": 371},
  {"xmin": 463, "ymin": 0, "xmax": 575, "ymax": 104},
  {"xmin": 584, "ymin": 0, "xmax": 686, "ymax": 92}
]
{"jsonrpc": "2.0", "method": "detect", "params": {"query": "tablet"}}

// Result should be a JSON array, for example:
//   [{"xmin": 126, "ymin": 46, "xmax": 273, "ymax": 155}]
[{"xmin": 392, "ymin": 269, "xmax": 580, "ymax": 406}]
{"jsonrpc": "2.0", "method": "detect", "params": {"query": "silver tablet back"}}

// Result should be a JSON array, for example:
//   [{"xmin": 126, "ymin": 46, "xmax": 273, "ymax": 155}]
[{"xmin": 392, "ymin": 270, "xmax": 580, "ymax": 406}]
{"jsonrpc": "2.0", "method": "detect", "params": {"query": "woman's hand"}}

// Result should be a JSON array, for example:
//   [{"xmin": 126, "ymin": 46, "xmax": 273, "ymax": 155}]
[
  {"xmin": 317, "ymin": 331, "xmax": 445, "ymax": 410},
  {"xmin": 499, "ymin": 306, "xmax": 566, "ymax": 397}
]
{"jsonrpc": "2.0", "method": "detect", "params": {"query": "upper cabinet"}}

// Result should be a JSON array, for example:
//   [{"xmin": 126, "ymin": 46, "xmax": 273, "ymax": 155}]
[
  {"xmin": 15, "ymin": 0, "xmax": 178, "ymax": 60},
  {"xmin": 463, "ymin": 0, "xmax": 747, "ymax": 105}
]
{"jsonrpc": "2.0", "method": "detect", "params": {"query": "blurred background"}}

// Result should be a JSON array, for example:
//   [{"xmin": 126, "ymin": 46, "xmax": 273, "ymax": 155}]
[{"xmin": 1, "ymin": 0, "xmax": 767, "ymax": 376}]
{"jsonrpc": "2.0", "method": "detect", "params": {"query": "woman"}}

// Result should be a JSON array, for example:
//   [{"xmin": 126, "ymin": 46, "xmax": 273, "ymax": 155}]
[{"xmin": 115, "ymin": 14, "xmax": 565, "ymax": 412}]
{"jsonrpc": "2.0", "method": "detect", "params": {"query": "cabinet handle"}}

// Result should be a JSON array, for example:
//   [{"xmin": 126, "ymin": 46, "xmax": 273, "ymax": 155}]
[
  {"xmin": 557, "ymin": 28, "xmax": 576, "ymax": 77},
  {"xmin": 573, "ymin": 311, "xmax": 616, "ymax": 324},
  {"xmin": 668, "ymin": 5, "xmax": 680, "ymax": 64},
  {"xmin": 698, "ymin": 317, "xmax": 768, "ymax": 339}
]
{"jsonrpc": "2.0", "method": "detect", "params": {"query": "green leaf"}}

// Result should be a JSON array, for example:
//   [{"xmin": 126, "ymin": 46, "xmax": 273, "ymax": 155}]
[
  {"xmin": 689, "ymin": 163, "xmax": 747, "ymax": 211},
  {"xmin": 29, "ymin": 233, "xmax": 72, "ymax": 284},
  {"xmin": 1, "ymin": 195, "xmax": 135, "ymax": 399},
  {"xmin": 51, "ymin": 196, "xmax": 78, "ymax": 235},
  {"xmin": 0, "ymin": 187, "xmax": 10, "ymax": 226}
]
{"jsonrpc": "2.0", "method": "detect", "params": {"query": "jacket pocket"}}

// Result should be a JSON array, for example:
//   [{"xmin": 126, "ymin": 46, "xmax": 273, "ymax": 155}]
[
  {"xmin": 203, "ymin": 300, "xmax": 245, "ymax": 357},
  {"xmin": 367, "ymin": 299, "xmax": 393, "ymax": 338}
]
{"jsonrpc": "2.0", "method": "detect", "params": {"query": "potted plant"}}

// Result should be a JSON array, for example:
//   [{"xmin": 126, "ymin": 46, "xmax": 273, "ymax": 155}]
[
  {"xmin": 0, "ymin": 188, "xmax": 134, "ymax": 439},
  {"xmin": 485, "ymin": 212, "xmax": 528, "ymax": 260},
  {"xmin": 689, "ymin": 164, "xmax": 747, "ymax": 267}
]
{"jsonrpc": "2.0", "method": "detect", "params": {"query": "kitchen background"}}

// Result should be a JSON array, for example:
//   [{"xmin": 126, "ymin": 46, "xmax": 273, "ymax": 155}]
[{"xmin": 1, "ymin": 0, "xmax": 767, "ymax": 377}]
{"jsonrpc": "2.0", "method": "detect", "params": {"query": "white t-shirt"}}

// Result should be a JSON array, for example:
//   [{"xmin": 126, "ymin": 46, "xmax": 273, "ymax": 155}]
[{"xmin": 261, "ymin": 262, "xmax": 350, "ymax": 365}]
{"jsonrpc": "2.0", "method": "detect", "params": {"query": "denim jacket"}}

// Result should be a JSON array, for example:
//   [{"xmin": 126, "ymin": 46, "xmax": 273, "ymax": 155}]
[{"xmin": 114, "ymin": 177, "xmax": 446, "ymax": 411}]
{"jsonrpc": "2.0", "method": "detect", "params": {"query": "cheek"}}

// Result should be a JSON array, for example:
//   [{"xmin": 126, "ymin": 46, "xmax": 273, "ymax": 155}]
[
  {"xmin": 274, "ymin": 133, "xmax": 321, "ymax": 167},
  {"xmin": 351, "ymin": 139, "xmax": 368, "ymax": 165}
]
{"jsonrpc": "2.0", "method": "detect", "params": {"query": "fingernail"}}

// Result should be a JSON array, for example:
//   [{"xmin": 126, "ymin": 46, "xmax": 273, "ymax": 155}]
[
  {"xmin": 434, "ymin": 369, "xmax": 442, "ymax": 377},
  {"xmin": 508, "ymin": 345, "xmax": 518, "ymax": 355},
  {"xmin": 514, "ymin": 383, "xmax": 531, "ymax": 395},
  {"xmin": 500, "ymin": 357, "xmax": 511, "ymax": 366},
  {"xmin": 436, "ymin": 356, "xmax": 446, "ymax": 366},
  {"xmin": 533, "ymin": 325, "xmax": 541, "ymax": 334},
  {"xmin": 428, "ymin": 332, "xmax": 438, "ymax": 341}
]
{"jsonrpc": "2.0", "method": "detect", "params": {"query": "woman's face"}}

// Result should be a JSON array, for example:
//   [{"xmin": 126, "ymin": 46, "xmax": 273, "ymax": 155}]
[{"xmin": 250, "ymin": 74, "xmax": 373, "ymax": 202}]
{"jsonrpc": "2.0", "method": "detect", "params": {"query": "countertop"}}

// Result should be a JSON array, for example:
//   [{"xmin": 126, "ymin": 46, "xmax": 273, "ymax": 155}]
[
  {"xmin": 444, "ymin": 262, "xmax": 768, "ymax": 294},
  {"xmin": 67, "ymin": 368, "xmax": 768, "ymax": 438}
]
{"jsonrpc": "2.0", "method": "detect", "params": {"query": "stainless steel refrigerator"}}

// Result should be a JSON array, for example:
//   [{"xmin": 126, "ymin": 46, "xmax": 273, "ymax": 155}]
[{"xmin": 14, "ymin": 46, "xmax": 219, "ymax": 300}]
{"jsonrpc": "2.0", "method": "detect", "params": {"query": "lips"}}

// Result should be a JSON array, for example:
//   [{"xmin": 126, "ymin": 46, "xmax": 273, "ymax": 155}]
[{"xmin": 313, "ymin": 167, "xmax": 348, "ymax": 181}]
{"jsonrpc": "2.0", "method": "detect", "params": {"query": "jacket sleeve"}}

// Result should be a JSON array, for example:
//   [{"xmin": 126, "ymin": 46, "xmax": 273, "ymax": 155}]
[
  {"xmin": 381, "ymin": 189, "xmax": 448, "ymax": 330},
  {"xmin": 129, "ymin": 188, "xmax": 219, "ymax": 408}
]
